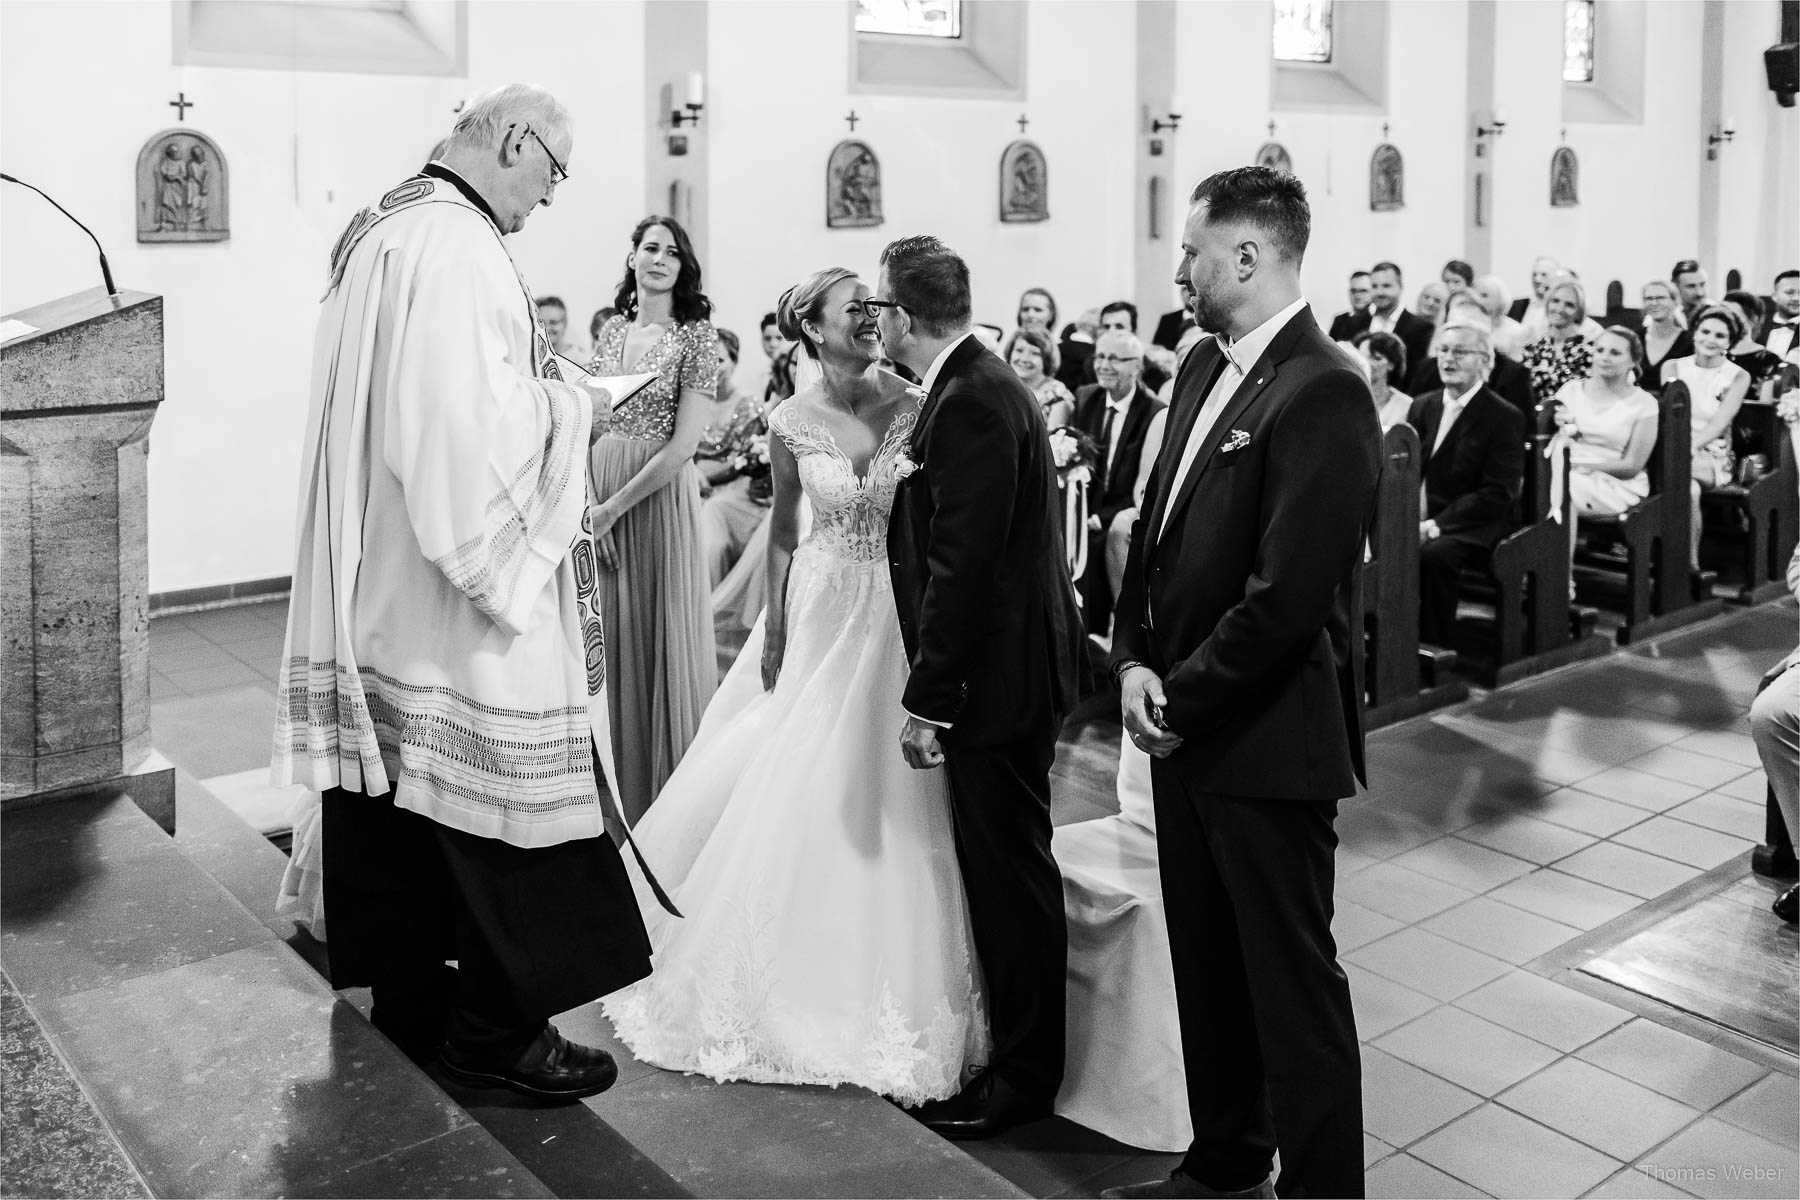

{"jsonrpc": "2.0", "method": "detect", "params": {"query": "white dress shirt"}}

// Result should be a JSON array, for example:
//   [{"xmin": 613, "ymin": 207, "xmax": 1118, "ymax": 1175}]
[
  {"xmin": 1368, "ymin": 306, "xmax": 1407, "ymax": 334},
  {"xmin": 1432, "ymin": 381, "xmax": 1482, "ymax": 458},
  {"xmin": 1159, "ymin": 297, "xmax": 1310, "ymax": 540},
  {"xmin": 1766, "ymin": 318, "xmax": 1799, "ymax": 359}
]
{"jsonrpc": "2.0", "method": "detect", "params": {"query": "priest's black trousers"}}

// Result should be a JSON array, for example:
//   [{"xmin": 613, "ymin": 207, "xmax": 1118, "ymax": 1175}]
[{"xmin": 320, "ymin": 788, "xmax": 651, "ymax": 1064}]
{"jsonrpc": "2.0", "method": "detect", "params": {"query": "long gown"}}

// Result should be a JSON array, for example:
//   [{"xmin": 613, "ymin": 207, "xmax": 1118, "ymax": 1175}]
[
  {"xmin": 604, "ymin": 396, "xmax": 989, "ymax": 1106},
  {"xmin": 590, "ymin": 316, "xmax": 720, "ymax": 822}
]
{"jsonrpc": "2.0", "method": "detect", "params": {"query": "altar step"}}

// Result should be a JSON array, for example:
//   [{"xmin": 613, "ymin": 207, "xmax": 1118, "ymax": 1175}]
[{"xmin": 2, "ymin": 772, "xmax": 1028, "ymax": 1199}]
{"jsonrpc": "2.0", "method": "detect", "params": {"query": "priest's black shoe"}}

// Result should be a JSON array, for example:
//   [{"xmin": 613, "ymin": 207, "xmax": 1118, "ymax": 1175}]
[
  {"xmin": 439, "ymin": 1025, "xmax": 619, "ymax": 1102},
  {"xmin": 1776, "ymin": 884, "xmax": 1798, "ymax": 924},
  {"xmin": 1099, "ymin": 1170, "xmax": 1275, "ymax": 1199},
  {"xmin": 911, "ymin": 1071, "xmax": 1051, "ymax": 1140}
]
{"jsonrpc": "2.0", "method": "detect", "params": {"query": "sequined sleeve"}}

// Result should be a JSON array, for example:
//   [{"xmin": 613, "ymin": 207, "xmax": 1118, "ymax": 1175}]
[{"xmin": 679, "ymin": 319, "xmax": 722, "ymax": 396}]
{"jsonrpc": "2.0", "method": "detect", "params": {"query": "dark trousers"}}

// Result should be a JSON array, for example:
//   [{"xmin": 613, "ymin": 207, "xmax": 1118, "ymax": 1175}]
[
  {"xmin": 321, "ymin": 788, "xmax": 651, "ymax": 1063},
  {"xmin": 1079, "ymin": 530, "xmax": 1114, "ymax": 635},
  {"xmin": 942, "ymin": 733, "xmax": 1068, "ymax": 1103},
  {"xmin": 1418, "ymin": 531, "xmax": 1489, "ymax": 646},
  {"xmin": 1149, "ymin": 765, "xmax": 1363, "ymax": 1199}
]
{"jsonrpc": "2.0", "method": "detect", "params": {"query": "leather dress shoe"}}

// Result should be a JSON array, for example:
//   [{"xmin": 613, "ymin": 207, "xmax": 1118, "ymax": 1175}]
[
  {"xmin": 439, "ymin": 1025, "xmax": 619, "ymax": 1102},
  {"xmin": 1775, "ymin": 884, "xmax": 1798, "ymax": 924},
  {"xmin": 911, "ymin": 1071, "xmax": 1052, "ymax": 1140},
  {"xmin": 1100, "ymin": 1171, "xmax": 1276, "ymax": 1199}
]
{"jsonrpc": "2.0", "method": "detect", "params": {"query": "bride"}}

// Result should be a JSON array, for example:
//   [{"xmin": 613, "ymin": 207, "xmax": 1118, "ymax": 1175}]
[{"xmin": 603, "ymin": 267, "xmax": 988, "ymax": 1105}]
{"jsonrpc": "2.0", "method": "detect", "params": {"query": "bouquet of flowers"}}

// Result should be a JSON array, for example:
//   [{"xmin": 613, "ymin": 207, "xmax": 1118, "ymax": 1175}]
[
  {"xmin": 1047, "ymin": 425, "xmax": 1099, "ymax": 486},
  {"xmin": 732, "ymin": 428, "xmax": 774, "ymax": 502}
]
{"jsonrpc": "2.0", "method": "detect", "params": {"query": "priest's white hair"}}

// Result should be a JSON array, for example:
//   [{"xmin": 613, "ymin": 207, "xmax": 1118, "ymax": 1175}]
[{"xmin": 450, "ymin": 83, "xmax": 570, "ymax": 149}]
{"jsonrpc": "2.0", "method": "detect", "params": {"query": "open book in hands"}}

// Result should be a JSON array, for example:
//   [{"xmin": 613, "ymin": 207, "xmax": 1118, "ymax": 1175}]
[{"xmin": 554, "ymin": 354, "xmax": 660, "ymax": 412}]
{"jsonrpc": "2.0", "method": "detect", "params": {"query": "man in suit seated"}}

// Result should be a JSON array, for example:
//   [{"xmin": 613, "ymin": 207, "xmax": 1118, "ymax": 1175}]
[
  {"xmin": 1673, "ymin": 258, "xmax": 1712, "ymax": 326},
  {"xmin": 1326, "ymin": 269, "xmax": 1371, "ymax": 341},
  {"xmin": 1342, "ymin": 262, "xmax": 1433, "ymax": 374},
  {"xmin": 1410, "ymin": 292, "xmax": 1538, "ymax": 420},
  {"xmin": 1072, "ymin": 329, "xmax": 1165, "ymax": 637},
  {"xmin": 1408, "ymin": 319, "xmax": 1527, "ymax": 647},
  {"xmin": 1761, "ymin": 269, "xmax": 1800, "ymax": 357}
]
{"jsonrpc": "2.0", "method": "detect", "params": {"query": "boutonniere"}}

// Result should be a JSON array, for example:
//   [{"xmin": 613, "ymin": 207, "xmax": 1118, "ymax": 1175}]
[
  {"xmin": 893, "ymin": 450, "xmax": 920, "ymax": 481},
  {"xmin": 1222, "ymin": 429, "xmax": 1252, "ymax": 453}
]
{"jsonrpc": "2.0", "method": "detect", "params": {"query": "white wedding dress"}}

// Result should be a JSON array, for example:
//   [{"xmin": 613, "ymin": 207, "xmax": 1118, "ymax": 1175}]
[{"xmin": 603, "ymin": 396, "xmax": 989, "ymax": 1106}]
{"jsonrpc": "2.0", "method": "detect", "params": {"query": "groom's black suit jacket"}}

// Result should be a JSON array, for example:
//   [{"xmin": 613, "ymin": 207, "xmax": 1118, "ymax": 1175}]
[
  {"xmin": 888, "ymin": 335, "xmax": 1085, "ymax": 746},
  {"xmin": 1112, "ymin": 311, "xmax": 1381, "ymax": 800}
]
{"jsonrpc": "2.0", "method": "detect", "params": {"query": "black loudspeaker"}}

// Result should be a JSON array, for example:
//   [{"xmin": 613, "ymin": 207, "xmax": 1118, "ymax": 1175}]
[{"xmin": 1767, "ymin": 41, "xmax": 1798, "ymax": 107}]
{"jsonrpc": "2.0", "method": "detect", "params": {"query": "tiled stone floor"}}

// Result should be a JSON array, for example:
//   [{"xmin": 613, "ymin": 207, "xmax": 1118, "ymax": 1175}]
[{"xmin": 136, "ymin": 597, "xmax": 1800, "ymax": 1199}]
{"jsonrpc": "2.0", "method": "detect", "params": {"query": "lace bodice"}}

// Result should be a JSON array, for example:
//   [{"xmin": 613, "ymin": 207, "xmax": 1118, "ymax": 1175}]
[{"xmin": 770, "ymin": 399, "xmax": 920, "ymax": 565}]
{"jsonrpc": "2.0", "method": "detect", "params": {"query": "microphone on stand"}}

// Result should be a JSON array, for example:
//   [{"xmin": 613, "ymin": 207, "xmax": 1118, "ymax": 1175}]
[{"xmin": 1, "ymin": 172, "xmax": 120, "ymax": 298}]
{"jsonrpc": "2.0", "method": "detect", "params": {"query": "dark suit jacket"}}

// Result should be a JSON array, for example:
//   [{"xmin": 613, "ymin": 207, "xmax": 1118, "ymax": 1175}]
[
  {"xmin": 1152, "ymin": 308, "xmax": 1196, "ymax": 351},
  {"xmin": 889, "ymin": 336, "xmax": 1085, "ymax": 745},
  {"xmin": 1326, "ymin": 310, "xmax": 1363, "ymax": 342},
  {"xmin": 1072, "ymin": 381, "xmax": 1165, "ymax": 528},
  {"xmin": 1056, "ymin": 334, "xmax": 1094, "ymax": 391},
  {"xmin": 1111, "ymin": 310, "xmax": 1381, "ymax": 800},
  {"xmin": 1406, "ymin": 386, "xmax": 1527, "ymax": 544},
  {"xmin": 1339, "ymin": 307, "xmax": 1434, "ymax": 379},
  {"xmin": 1409, "ymin": 353, "xmax": 1536, "ymax": 421}
]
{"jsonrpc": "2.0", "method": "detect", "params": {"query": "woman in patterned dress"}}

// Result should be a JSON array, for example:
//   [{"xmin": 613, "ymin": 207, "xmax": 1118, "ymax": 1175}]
[
  {"xmin": 1523, "ymin": 277, "xmax": 1595, "ymax": 408},
  {"xmin": 589, "ymin": 216, "xmax": 721, "ymax": 821}
]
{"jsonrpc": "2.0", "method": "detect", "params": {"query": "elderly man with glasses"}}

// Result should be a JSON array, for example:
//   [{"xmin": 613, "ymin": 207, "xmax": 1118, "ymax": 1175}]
[
  {"xmin": 1071, "ymin": 330, "xmax": 1166, "ymax": 637},
  {"xmin": 273, "ymin": 83, "xmax": 651, "ymax": 1103},
  {"xmin": 1406, "ymin": 319, "xmax": 1527, "ymax": 646}
]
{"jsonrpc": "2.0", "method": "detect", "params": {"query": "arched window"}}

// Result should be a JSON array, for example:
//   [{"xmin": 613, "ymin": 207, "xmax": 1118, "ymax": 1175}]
[
  {"xmin": 1273, "ymin": 0, "xmax": 1333, "ymax": 63},
  {"xmin": 1563, "ymin": 0, "xmax": 1597, "ymax": 83}
]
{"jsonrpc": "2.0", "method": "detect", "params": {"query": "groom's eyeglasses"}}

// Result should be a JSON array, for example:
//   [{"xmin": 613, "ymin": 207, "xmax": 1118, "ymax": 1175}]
[{"xmin": 858, "ymin": 299, "xmax": 907, "ymax": 319}]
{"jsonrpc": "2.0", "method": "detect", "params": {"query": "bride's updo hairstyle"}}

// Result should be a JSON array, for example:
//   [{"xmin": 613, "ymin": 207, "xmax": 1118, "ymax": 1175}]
[{"xmin": 777, "ymin": 267, "xmax": 858, "ymax": 360}]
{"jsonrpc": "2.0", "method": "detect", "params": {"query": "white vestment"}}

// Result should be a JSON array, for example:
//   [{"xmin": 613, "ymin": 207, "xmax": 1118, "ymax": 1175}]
[{"xmin": 271, "ymin": 174, "xmax": 621, "ymax": 849}]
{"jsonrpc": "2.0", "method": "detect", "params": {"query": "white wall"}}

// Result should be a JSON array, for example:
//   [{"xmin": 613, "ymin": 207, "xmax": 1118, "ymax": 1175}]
[
  {"xmin": 0, "ymin": 0, "xmax": 646, "ymax": 594},
  {"xmin": 1714, "ymin": 0, "xmax": 1799, "ymax": 291},
  {"xmin": 702, "ymin": 0, "xmax": 1141, "ymax": 342}
]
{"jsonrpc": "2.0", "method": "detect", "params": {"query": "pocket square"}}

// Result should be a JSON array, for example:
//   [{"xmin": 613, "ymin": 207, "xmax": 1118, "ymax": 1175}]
[{"xmin": 1221, "ymin": 429, "xmax": 1252, "ymax": 452}]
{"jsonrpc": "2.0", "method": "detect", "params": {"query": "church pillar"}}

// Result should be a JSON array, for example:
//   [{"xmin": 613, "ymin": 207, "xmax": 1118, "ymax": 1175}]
[
  {"xmin": 0, "ymin": 289, "xmax": 174, "ymax": 829},
  {"xmin": 1464, "ymin": 0, "xmax": 1497, "ymax": 272},
  {"xmin": 645, "ymin": 0, "xmax": 709, "ymax": 266},
  {"xmin": 1134, "ymin": 0, "xmax": 1178, "ymax": 328}
]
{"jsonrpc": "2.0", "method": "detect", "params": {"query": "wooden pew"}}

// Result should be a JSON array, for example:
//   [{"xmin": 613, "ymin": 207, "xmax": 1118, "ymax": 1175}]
[
  {"xmin": 1754, "ymin": 782, "xmax": 1798, "ymax": 881},
  {"xmin": 1700, "ymin": 400, "xmax": 1798, "ymax": 604},
  {"xmin": 1361, "ymin": 424, "xmax": 1469, "ymax": 729},
  {"xmin": 1575, "ymin": 381, "xmax": 1725, "ymax": 643}
]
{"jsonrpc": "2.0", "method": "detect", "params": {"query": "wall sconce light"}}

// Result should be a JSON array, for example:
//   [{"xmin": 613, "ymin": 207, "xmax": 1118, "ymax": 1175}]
[
  {"xmin": 671, "ymin": 71, "xmax": 704, "ymax": 128},
  {"xmin": 1473, "ymin": 108, "xmax": 1507, "ymax": 157},
  {"xmin": 1706, "ymin": 116, "xmax": 1736, "ymax": 160},
  {"xmin": 1150, "ymin": 111, "xmax": 1182, "ymax": 134}
]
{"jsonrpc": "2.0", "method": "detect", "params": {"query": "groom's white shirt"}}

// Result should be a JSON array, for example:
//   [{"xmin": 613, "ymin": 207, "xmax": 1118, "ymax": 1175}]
[{"xmin": 902, "ymin": 331, "xmax": 978, "ymax": 730}]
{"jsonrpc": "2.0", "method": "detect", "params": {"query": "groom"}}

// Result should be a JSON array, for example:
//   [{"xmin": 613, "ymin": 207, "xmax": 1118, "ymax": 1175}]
[{"xmin": 875, "ymin": 234, "xmax": 1085, "ymax": 1139}]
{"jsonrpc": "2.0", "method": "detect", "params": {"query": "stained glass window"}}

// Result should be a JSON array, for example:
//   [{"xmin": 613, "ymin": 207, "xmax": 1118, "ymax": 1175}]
[
  {"xmin": 1563, "ymin": 0, "xmax": 1596, "ymax": 83},
  {"xmin": 1272, "ymin": 0, "xmax": 1333, "ymax": 64},
  {"xmin": 856, "ymin": 0, "xmax": 961, "ymax": 40}
]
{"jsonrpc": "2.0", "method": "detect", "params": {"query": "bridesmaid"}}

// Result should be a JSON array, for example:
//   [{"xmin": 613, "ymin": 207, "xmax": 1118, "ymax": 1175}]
[{"xmin": 589, "ymin": 215, "xmax": 721, "ymax": 822}]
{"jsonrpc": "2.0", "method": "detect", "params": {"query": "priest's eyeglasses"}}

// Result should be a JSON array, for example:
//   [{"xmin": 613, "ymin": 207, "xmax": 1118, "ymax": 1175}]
[{"xmin": 512, "ymin": 124, "xmax": 569, "ymax": 186}]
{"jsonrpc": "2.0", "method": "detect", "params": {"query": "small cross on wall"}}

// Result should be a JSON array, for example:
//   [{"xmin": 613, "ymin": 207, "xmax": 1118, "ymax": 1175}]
[
  {"xmin": 1380, "ymin": 121, "xmax": 1390, "ymax": 140},
  {"xmin": 1016, "ymin": 113, "xmax": 1030, "ymax": 135},
  {"xmin": 1267, "ymin": 119, "xmax": 1277, "ymax": 138},
  {"xmin": 169, "ymin": 92, "xmax": 194, "ymax": 122},
  {"xmin": 844, "ymin": 111, "xmax": 859, "ymax": 132}
]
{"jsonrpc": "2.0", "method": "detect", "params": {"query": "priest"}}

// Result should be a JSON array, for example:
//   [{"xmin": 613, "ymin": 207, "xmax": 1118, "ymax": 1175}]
[{"xmin": 271, "ymin": 83, "xmax": 648, "ymax": 1101}]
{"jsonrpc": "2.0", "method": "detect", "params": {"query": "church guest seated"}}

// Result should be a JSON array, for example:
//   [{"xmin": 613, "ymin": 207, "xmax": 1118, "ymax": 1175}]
[
  {"xmin": 695, "ymin": 328, "xmax": 772, "ymax": 589},
  {"xmin": 1151, "ymin": 304, "xmax": 1196, "ymax": 351},
  {"xmin": 590, "ymin": 305, "xmax": 618, "ymax": 349},
  {"xmin": 1407, "ymin": 320, "xmax": 1527, "ymax": 646},
  {"xmin": 1072, "ymin": 330, "xmax": 1164, "ymax": 635},
  {"xmin": 734, "ymin": 311, "xmax": 781, "ymax": 402},
  {"xmin": 1748, "ymin": 542, "xmax": 1800, "ymax": 924},
  {"xmin": 1722, "ymin": 291, "xmax": 1785, "ymax": 404},
  {"xmin": 1510, "ymin": 255, "xmax": 1561, "ymax": 340},
  {"xmin": 1350, "ymin": 329, "xmax": 1413, "ymax": 430},
  {"xmin": 1441, "ymin": 258, "xmax": 1475, "ymax": 297},
  {"xmin": 1471, "ymin": 274, "xmax": 1528, "ymax": 359},
  {"xmin": 1412, "ymin": 293, "xmax": 1537, "ymax": 417},
  {"xmin": 1003, "ymin": 325, "xmax": 1077, "ymax": 427},
  {"xmin": 1344, "ymin": 261, "xmax": 1434, "ymax": 376},
  {"xmin": 1524, "ymin": 276, "xmax": 1596, "ymax": 406},
  {"xmin": 1099, "ymin": 300, "xmax": 1138, "ymax": 337},
  {"xmin": 1557, "ymin": 326, "xmax": 1660, "ymax": 560},
  {"xmin": 1673, "ymin": 257, "xmax": 1712, "ymax": 325},
  {"xmin": 1635, "ymin": 279, "xmax": 1693, "ymax": 387},
  {"xmin": 536, "ymin": 293, "xmax": 587, "ymax": 361},
  {"xmin": 1415, "ymin": 280, "xmax": 1449, "ymax": 325},
  {"xmin": 1662, "ymin": 305, "xmax": 1750, "ymax": 567},
  {"xmin": 1762, "ymin": 269, "xmax": 1800, "ymax": 357},
  {"xmin": 1327, "ymin": 269, "xmax": 1372, "ymax": 341}
]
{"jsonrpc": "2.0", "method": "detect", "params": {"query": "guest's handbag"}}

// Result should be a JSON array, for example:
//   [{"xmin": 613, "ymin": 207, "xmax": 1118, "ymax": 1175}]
[{"xmin": 1693, "ymin": 437, "xmax": 1736, "ymax": 488}]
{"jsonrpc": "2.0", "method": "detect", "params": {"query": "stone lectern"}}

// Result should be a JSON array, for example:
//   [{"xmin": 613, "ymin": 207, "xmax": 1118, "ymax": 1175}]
[{"xmin": 1, "ymin": 287, "xmax": 174, "ymax": 828}]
